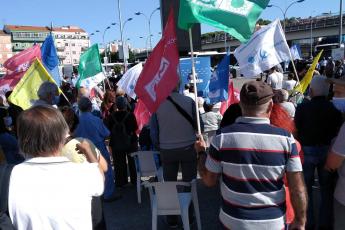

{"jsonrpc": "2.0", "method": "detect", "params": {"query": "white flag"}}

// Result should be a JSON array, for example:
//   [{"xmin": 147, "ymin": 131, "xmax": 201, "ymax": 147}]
[
  {"xmin": 290, "ymin": 44, "xmax": 302, "ymax": 60},
  {"xmin": 234, "ymin": 19, "xmax": 290, "ymax": 78},
  {"xmin": 79, "ymin": 72, "xmax": 106, "ymax": 89},
  {"xmin": 117, "ymin": 62, "xmax": 143, "ymax": 99}
]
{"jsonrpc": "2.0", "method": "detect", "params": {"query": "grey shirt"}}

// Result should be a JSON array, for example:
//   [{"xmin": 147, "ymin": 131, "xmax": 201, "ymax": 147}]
[
  {"xmin": 332, "ymin": 123, "xmax": 345, "ymax": 206},
  {"xmin": 150, "ymin": 92, "xmax": 198, "ymax": 149}
]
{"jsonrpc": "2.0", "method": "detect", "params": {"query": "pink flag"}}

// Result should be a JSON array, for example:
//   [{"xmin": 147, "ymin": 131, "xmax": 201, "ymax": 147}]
[
  {"xmin": 134, "ymin": 9, "xmax": 179, "ymax": 113},
  {"xmin": 4, "ymin": 44, "xmax": 41, "ymax": 72},
  {"xmin": 220, "ymin": 80, "xmax": 240, "ymax": 115},
  {"xmin": 0, "ymin": 45, "xmax": 42, "ymax": 93},
  {"xmin": 0, "ymin": 71, "xmax": 25, "ymax": 94},
  {"xmin": 134, "ymin": 99, "xmax": 151, "ymax": 135}
]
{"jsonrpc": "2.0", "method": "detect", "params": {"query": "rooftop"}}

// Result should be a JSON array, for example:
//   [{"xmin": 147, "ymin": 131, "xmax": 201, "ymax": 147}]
[{"xmin": 4, "ymin": 25, "xmax": 86, "ymax": 33}]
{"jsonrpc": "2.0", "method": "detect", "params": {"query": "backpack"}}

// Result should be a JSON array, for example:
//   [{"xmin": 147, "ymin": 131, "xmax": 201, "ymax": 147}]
[
  {"xmin": 139, "ymin": 125, "xmax": 152, "ymax": 150},
  {"xmin": 110, "ymin": 113, "xmax": 131, "ymax": 152},
  {"xmin": 0, "ymin": 164, "xmax": 15, "ymax": 230}
]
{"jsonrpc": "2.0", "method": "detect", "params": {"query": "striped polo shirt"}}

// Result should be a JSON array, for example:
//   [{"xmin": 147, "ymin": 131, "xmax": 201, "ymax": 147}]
[{"xmin": 206, "ymin": 117, "xmax": 302, "ymax": 230}]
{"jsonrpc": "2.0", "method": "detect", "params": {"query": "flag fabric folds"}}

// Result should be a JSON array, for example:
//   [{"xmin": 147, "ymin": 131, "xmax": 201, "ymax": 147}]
[
  {"xmin": 117, "ymin": 63, "xmax": 143, "ymax": 99},
  {"xmin": 135, "ymin": 9, "xmax": 180, "ymax": 113},
  {"xmin": 208, "ymin": 54, "xmax": 230, "ymax": 104},
  {"xmin": 219, "ymin": 80, "xmax": 240, "ymax": 115},
  {"xmin": 8, "ymin": 59, "xmax": 58, "ymax": 110},
  {"xmin": 290, "ymin": 44, "xmax": 302, "ymax": 60},
  {"xmin": 234, "ymin": 19, "xmax": 291, "ymax": 77},
  {"xmin": 294, "ymin": 50, "xmax": 323, "ymax": 94},
  {"xmin": 76, "ymin": 44, "xmax": 102, "ymax": 88},
  {"xmin": 41, "ymin": 34, "xmax": 61, "ymax": 86},
  {"xmin": 4, "ymin": 44, "xmax": 41, "ymax": 71},
  {"xmin": 79, "ymin": 72, "xmax": 106, "ymax": 90},
  {"xmin": 0, "ymin": 45, "xmax": 41, "ymax": 93},
  {"xmin": 134, "ymin": 99, "xmax": 151, "ymax": 135},
  {"xmin": 178, "ymin": 0, "xmax": 270, "ymax": 42}
]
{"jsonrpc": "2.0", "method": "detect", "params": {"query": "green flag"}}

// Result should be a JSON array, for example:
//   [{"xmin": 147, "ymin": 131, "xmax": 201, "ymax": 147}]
[
  {"xmin": 178, "ymin": 0, "xmax": 270, "ymax": 42},
  {"xmin": 76, "ymin": 44, "xmax": 102, "ymax": 88}
]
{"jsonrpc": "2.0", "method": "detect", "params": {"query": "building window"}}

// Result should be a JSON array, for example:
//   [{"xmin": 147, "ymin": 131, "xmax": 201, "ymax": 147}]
[
  {"xmin": 65, "ymin": 43, "xmax": 69, "ymax": 46},
  {"xmin": 72, "ymin": 51, "xmax": 76, "ymax": 54},
  {"xmin": 66, "ymin": 52, "xmax": 70, "ymax": 55},
  {"xmin": 73, "ymin": 59, "xmax": 78, "ymax": 64},
  {"xmin": 72, "ymin": 43, "xmax": 75, "ymax": 47}
]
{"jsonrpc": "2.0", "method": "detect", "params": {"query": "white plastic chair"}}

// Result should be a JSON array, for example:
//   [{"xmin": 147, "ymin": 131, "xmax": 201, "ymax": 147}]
[
  {"xmin": 130, "ymin": 151, "xmax": 163, "ymax": 204},
  {"xmin": 144, "ymin": 179, "xmax": 201, "ymax": 230}
]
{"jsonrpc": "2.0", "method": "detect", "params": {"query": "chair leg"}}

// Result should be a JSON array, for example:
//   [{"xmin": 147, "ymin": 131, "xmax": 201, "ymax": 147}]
[
  {"xmin": 182, "ymin": 212, "xmax": 190, "ymax": 230},
  {"xmin": 194, "ymin": 201, "xmax": 201, "ymax": 230},
  {"xmin": 152, "ymin": 208, "xmax": 157, "ymax": 230},
  {"xmin": 137, "ymin": 177, "xmax": 141, "ymax": 204}
]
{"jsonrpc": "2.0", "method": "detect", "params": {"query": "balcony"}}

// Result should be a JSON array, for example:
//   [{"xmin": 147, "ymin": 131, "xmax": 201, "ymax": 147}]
[
  {"xmin": 57, "ymin": 52, "xmax": 66, "ymax": 59},
  {"xmin": 56, "ymin": 45, "xmax": 65, "ymax": 51}
]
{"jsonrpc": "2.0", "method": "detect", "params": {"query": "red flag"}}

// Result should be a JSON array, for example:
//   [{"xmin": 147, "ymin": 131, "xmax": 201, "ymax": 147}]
[
  {"xmin": 134, "ymin": 9, "xmax": 179, "ymax": 113},
  {"xmin": 134, "ymin": 99, "xmax": 151, "ymax": 135},
  {"xmin": 4, "ymin": 45, "xmax": 41, "ymax": 72},
  {"xmin": 220, "ymin": 80, "xmax": 240, "ymax": 115}
]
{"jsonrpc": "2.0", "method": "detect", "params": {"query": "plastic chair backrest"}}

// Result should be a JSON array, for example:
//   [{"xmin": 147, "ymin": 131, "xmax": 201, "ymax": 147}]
[
  {"xmin": 154, "ymin": 182, "xmax": 181, "ymax": 211},
  {"xmin": 135, "ymin": 151, "xmax": 158, "ymax": 177}
]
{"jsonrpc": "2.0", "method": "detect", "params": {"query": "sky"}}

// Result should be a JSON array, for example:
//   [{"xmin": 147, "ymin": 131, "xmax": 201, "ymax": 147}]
[{"xmin": 0, "ymin": 0, "xmax": 343, "ymax": 49}]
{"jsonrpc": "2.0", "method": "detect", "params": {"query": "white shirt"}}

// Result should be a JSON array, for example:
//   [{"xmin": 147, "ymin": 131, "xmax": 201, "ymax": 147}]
[
  {"xmin": 9, "ymin": 156, "xmax": 104, "ymax": 230},
  {"xmin": 267, "ymin": 72, "xmax": 283, "ymax": 89},
  {"xmin": 283, "ymin": 80, "xmax": 297, "ymax": 91}
]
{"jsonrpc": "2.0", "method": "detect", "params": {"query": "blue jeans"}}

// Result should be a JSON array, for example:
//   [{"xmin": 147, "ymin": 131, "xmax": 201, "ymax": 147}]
[
  {"xmin": 95, "ymin": 142, "xmax": 115, "ymax": 199},
  {"xmin": 302, "ymin": 146, "xmax": 336, "ymax": 229}
]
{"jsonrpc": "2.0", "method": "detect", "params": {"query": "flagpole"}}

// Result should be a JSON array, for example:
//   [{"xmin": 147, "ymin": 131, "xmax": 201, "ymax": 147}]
[{"xmin": 188, "ymin": 28, "xmax": 202, "ymax": 136}]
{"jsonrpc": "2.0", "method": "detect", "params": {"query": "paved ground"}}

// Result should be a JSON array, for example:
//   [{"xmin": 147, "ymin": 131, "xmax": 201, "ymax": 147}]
[{"xmin": 103, "ymin": 179, "xmax": 223, "ymax": 230}]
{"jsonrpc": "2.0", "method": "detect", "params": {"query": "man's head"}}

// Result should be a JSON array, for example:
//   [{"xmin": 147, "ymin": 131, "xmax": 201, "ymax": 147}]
[
  {"xmin": 17, "ymin": 105, "xmax": 69, "ymax": 158},
  {"xmin": 327, "ymin": 78, "xmax": 345, "ymax": 98},
  {"xmin": 239, "ymin": 81, "xmax": 274, "ymax": 118},
  {"xmin": 78, "ymin": 96, "xmax": 92, "ymax": 113},
  {"xmin": 37, "ymin": 82, "xmax": 59, "ymax": 105},
  {"xmin": 309, "ymin": 75, "xmax": 329, "ymax": 98}
]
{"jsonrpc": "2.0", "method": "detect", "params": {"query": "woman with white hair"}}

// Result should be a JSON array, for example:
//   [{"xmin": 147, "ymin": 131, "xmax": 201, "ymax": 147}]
[
  {"xmin": 8, "ymin": 105, "xmax": 105, "ymax": 230},
  {"xmin": 31, "ymin": 81, "xmax": 59, "ymax": 108}
]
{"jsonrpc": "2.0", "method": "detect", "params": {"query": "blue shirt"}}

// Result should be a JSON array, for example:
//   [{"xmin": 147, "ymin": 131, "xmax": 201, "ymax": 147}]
[
  {"xmin": 0, "ymin": 132, "xmax": 24, "ymax": 164},
  {"xmin": 74, "ymin": 112, "xmax": 110, "ymax": 147}
]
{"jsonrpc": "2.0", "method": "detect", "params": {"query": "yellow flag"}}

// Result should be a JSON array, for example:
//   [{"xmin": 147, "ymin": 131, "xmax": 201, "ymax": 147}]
[
  {"xmin": 8, "ymin": 59, "xmax": 59, "ymax": 110},
  {"xmin": 294, "ymin": 50, "xmax": 324, "ymax": 94}
]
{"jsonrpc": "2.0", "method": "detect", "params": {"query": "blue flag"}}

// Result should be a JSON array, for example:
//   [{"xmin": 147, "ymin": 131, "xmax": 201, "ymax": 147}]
[
  {"xmin": 41, "ymin": 34, "xmax": 61, "ymax": 85},
  {"xmin": 208, "ymin": 54, "xmax": 230, "ymax": 104}
]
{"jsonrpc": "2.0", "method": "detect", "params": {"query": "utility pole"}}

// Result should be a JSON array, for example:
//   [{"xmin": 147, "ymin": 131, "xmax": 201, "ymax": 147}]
[{"xmin": 340, "ymin": 0, "xmax": 343, "ymax": 47}]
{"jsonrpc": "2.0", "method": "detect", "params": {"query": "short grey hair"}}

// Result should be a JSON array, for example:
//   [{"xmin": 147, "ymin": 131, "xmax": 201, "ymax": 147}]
[
  {"xmin": 310, "ymin": 75, "xmax": 329, "ymax": 97},
  {"xmin": 240, "ymin": 99, "xmax": 272, "ymax": 116},
  {"xmin": 17, "ymin": 105, "xmax": 69, "ymax": 157},
  {"xmin": 37, "ymin": 82, "xmax": 58, "ymax": 100}
]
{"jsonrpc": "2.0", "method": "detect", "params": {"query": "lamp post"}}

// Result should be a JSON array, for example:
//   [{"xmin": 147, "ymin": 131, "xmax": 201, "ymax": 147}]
[
  {"xmin": 102, "ymin": 26, "xmax": 111, "ymax": 73},
  {"xmin": 135, "ymin": 7, "xmax": 160, "ymax": 50},
  {"xmin": 310, "ymin": 11, "xmax": 316, "ymax": 58},
  {"xmin": 267, "ymin": 0, "xmax": 305, "ymax": 32},
  {"xmin": 139, "ymin": 35, "xmax": 152, "ymax": 58},
  {"xmin": 117, "ymin": 0, "xmax": 133, "ymax": 72},
  {"xmin": 340, "ymin": 0, "xmax": 343, "ymax": 47}
]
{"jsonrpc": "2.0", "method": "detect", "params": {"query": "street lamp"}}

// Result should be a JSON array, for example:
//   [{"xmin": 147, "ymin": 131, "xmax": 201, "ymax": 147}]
[
  {"xmin": 102, "ymin": 26, "xmax": 113, "ymax": 73},
  {"xmin": 310, "ymin": 11, "xmax": 316, "ymax": 58},
  {"xmin": 139, "ymin": 35, "xmax": 153, "ymax": 58},
  {"xmin": 135, "ymin": 7, "xmax": 160, "ymax": 50},
  {"xmin": 267, "ymin": 0, "xmax": 305, "ymax": 32}
]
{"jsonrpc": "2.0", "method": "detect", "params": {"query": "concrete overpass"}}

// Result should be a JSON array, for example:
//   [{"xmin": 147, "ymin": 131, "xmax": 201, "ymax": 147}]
[{"xmin": 201, "ymin": 14, "xmax": 345, "ymax": 58}]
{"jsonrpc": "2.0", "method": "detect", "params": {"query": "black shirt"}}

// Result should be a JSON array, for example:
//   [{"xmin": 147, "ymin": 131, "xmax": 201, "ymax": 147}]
[{"xmin": 295, "ymin": 96, "xmax": 343, "ymax": 146}]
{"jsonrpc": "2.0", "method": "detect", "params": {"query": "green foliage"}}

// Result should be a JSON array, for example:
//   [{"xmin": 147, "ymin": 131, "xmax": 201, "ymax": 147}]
[{"xmin": 257, "ymin": 18, "xmax": 272, "ymax": 25}]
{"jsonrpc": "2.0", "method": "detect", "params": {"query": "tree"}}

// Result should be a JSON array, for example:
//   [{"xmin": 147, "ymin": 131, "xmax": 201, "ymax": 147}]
[{"xmin": 257, "ymin": 18, "xmax": 271, "ymax": 25}]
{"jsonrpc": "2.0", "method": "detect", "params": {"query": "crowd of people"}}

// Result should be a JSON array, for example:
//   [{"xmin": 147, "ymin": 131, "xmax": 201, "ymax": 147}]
[{"xmin": 0, "ymin": 55, "xmax": 345, "ymax": 230}]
